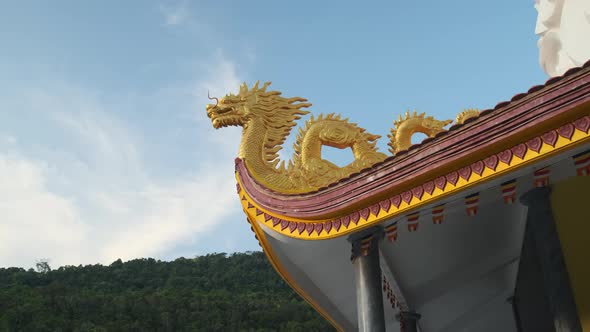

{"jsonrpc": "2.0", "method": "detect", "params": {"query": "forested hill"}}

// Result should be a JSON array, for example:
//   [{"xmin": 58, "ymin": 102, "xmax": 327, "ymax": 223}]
[{"xmin": 0, "ymin": 252, "xmax": 334, "ymax": 332}]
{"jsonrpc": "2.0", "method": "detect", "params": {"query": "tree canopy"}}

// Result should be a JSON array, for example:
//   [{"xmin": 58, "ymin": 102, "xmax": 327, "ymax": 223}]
[{"xmin": 0, "ymin": 252, "xmax": 334, "ymax": 332}]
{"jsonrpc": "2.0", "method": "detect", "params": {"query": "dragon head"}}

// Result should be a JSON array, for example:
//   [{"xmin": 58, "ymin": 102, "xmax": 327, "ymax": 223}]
[
  {"xmin": 206, "ymin": 80, "xmax": 311, "ymax": 138},
  {"xmin": 206, "ymin": 82, "xmax": 259, "ymax": 129},
  {"xmin": 423, "ymin": 117, "xmax": 453, "ymax": 131},
  {"xmin": 206, "ymin": 81, "xmax": 311, "ymax": 163},
  {"xmin": 206, "ymin": 81, "xmax": 311, "ymax": 130}
]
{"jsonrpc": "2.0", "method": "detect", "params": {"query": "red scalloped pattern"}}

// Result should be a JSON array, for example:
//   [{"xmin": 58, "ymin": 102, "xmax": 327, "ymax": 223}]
[
  {"xmin": 342, "ymin": 216, "xmax": 351, "ymax": 228},
  {"xmin": 412, "ymin": 186, "xmax": 424, "ymax": 199},
  {"xmin": 446, "ymin": 171, "xmax": 459, "ymax": 185},
  {"xmin": 423, "ymin": 181, "xmax": 435, "ymax": 195},
  {"xmin": 380, "ymin": 199, "xmax": 392, "ymax": 212},
  {"xmin": 574, "ymin": 116, "xmax": 589, "ymax": 133},
  {"xmin": 391, "ymin": 195, "xmax": 402, "ymax": 208},
  {"xmin": 351, "ymin": 211, "xmax": 360, "ymax": 224},
  {"xmin": 289, "ymin": 221, "xmax": 297, "ymax": 233},
  {"xmin": 498, "ymin": 149, "xmax": 513, "ymax": 165},
  {"xmin": 272, "ymin": 217, "xmax": 281, "ymax": 227},
  {"xmin": 558, "ymin": 123, "xmax": 575, "ymax": 139},
  {"xmin": 314, "ymin": 223, "xmax": 323, "ymax": 235},
  {"xmin": 370, "ymin": 204, "xmax": 381, "ymax": 217},
  {"xmin": 459, "ymin": 166, "xmax": 471, "ymax": 181},
  {"xmin": 281, "ymin": 219, "xmax": 289, "ymax": 231},
  {"xmin": 305, "ymin": 224, "xmax": 315, "ymax": 235},
  {"xmin": 401, "ymin": 191, "xmax": 413, "ymax": 204},
  {"xmin": 512, "ymin": 143, "xmax": 528, "ymax": 159},
  {"xmin": 251, "ymin": 116, "xmax": 588, "ymax": 237},
  {"xmin": 360, "ymin": 208, "xmax": 370, "ymax": 220},
  {"xmin": 484, "ymin": 155, "xmax": 499, "ymax": 171},
  {"xmin": 324, "ymin": 221, "xmax": 332, "ymax": 234},
  {"xmin": 542, "ymin": 130, "xmax": 558, "ymax": 147},
  {"xmin": 435, "ymin": 176, "xmax": 446, "ymax": 190},
  {"xmin": 471, "ymin": 160, "xmax": 485, "ymax": 176},
  {"xmin": 527, "ymin": 137, "xmax": 543, "ymax": 153},
  {"xmin": 297, "ymin": 223, "xmax": 306, "ymax": 234}
]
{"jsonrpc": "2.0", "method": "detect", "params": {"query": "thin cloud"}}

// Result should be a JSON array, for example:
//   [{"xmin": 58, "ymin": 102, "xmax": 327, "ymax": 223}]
[
  {"xmin": 160, "ymin": 1, "xmax": 190, "ymax": 26},
  {"xmin": 2, "ymin": 136, "xmax": 16, "ymax": 145},
  {"xmin": 0, "ymin": 56, "xmax": 247, "ymax": 269},
  {"xmin": 0, "ymin": 154, "xmax": 89, "ymax": 266}
]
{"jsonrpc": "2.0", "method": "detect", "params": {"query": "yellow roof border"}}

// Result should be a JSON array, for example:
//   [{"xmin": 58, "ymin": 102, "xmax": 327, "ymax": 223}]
[{"xmin": 238, "ymin": 124, "xmax": 590, "ymax": 240}]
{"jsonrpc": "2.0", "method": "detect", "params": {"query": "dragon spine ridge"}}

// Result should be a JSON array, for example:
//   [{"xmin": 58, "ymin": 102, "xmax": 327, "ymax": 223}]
[{"xmin": 207, "ymin": 81, "xmax": 458, "ymax": 193}]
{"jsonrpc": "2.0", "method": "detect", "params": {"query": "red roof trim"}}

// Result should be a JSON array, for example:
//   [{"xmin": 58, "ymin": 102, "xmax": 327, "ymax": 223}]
[{"xmin": 238, "ymin": 61, "xmax": 590, "ymax": 218}]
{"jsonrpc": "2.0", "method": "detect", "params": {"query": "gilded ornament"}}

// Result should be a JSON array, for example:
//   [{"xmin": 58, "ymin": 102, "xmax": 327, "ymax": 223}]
[
  {"xmin": 206, "ymin": 82, "xmax": 461, "ymax": 194},
  {"xmin": 455, "ymin": 108, "xmax": 480, "ymax": 125},
  {"xmin": 387, "ymin": 110, "xmax": 452, "ymax": 154}
]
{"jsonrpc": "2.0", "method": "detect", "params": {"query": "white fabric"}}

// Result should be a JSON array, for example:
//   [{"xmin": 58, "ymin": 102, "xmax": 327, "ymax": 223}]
[{"xmin": 535, "ymin": 0, "xmax": 590, "ymax": 76}]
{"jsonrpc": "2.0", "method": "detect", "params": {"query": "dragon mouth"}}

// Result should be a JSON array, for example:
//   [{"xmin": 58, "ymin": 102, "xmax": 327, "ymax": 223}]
[
  {"xmin": 206, "ymin": 105, "xmax": 231, "ymax": 118},
  {"xmin": 212, "ymin": 115, "xmax": 245, "ymax": 128},
  {"xmin": 207, "ymin": 106, "xmax": 245, "ymax": 128}
]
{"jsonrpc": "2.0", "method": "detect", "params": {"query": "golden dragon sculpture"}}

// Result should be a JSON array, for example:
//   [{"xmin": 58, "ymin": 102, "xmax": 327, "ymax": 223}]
[{"xmin": 206, "ymin": 82, "xmax": 479, "ymax": 194}]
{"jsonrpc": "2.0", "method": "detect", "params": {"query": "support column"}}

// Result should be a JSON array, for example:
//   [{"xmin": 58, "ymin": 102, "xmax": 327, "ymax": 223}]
[
  {"xmin": 350, "ymin": 228, "xmax": 386, "ymax": 332},
  {"xmin": 519, "ymin": 187, "xmax": 581, "ymax": 332},
  {"xmin": 396, "ymin": 311, "xmax": 421, "ymax": 332},
  {"xmin": 507, "ymin": 296, "xmax": 523, "ymax": 332}
]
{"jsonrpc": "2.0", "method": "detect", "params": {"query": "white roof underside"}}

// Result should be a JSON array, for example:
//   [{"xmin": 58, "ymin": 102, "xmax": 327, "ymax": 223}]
[{"xmin": 258, "ymin": 144, "xmax": 588, "ymax": 331}]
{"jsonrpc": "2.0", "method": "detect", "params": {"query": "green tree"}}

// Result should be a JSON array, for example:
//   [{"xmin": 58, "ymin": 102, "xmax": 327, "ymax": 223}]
[
  {"xmin": 35, "ymin": 259, "xmax": 51, "ymax": 273},
  {"xmin": 0, "ymin": 252, "xmax": 334, "ymax": 331}
]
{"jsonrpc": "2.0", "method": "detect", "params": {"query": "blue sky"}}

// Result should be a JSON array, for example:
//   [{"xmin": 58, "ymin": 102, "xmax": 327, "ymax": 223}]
[{"xmin": 0, "ymin": 1, "xmax": 548, "ymax": 268}]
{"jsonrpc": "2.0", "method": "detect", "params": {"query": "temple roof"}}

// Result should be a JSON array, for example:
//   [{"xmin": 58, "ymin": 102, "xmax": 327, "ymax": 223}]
[
  {"xmin": 227, "ymin": 61, "xmax": 590, "ymax": 332},
  {"xmin": 237, "ymin": 60, "xmax": 590, "ymax": 222}
]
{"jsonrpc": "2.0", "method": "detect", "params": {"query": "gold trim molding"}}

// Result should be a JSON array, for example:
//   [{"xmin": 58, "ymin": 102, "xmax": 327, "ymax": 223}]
[{"xmin": 238, "ymin": 119, "xmax": 590, "ymax": 240}]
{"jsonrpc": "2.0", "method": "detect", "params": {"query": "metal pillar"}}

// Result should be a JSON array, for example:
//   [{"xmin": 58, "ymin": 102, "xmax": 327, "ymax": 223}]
[
  {"xmin": 396, "ymin": 311, "xmax": 421, "ymax": 332},
  {"xmin": 350, "ymin": 228, "xmax": 386, "ymax": 332},
  {"xmin": 519, "ymin": 187, "xmax": 582, "ymax": 332}
]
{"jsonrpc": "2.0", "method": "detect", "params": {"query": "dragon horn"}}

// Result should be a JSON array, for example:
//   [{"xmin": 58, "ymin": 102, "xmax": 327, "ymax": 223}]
[
  {"xmin": 207, "ymin": 90, "xmax": 219, "ymax": 106},
  {"xmin": 262, "ymin": 82, "xmax": 272, "ymax": 91},
  {"xmin": 240, "ymin": 82, "xmax": 248, "ymax": 95}
]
